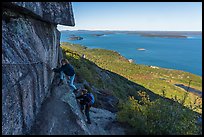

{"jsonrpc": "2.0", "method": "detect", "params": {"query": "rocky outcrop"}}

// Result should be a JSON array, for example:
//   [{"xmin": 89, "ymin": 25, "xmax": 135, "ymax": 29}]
[
  {"xmin": 29, "ymin": 81, "xmax": 124, "ymax": 135},
  {"xmin": 30, "ymin": 80, "xmax": 91, "ymax": 135},
  {"xmin": 87, "ymin": 107, "xmax": 125, "ymax": 135},
  {"xmin": 75, "ymin": 80, "xmax": 119, "ymax": 113},
  {"xmin": 2, "ymin": 2, "xmax": 74, "ymax": 135},
  {"xmin": 2, "ymin": 2, "xmax": 75, "ymax": 26},
  {"xmin": 92, "ymin": 89, "xmax": 119, "ymax": 113}
]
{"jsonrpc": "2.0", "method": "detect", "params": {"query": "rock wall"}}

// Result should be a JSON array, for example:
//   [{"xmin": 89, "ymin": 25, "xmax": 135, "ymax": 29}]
[
  {"xmin": 2, "ymin": 2, "xmax": 75, "ymax": 26},
  {"xmin": 2, "ymin": 2, "xmax": 74, "ymax": 135}
]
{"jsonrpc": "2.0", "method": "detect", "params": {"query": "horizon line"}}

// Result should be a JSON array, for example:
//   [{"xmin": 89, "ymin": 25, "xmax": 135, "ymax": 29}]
[{"xmin": 59, "ymin": 29, "xmax": 202, "ymax": 32}]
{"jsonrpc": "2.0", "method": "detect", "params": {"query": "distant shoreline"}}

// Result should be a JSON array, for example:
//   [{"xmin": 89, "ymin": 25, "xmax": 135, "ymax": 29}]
[
  {"xmin": 61, "ymin": 30, "xmax": 202, "ymax": 32},
  {"xmin": 60, "ymin": 31, "xmax": 202, "ymax": 76},
  {"xmin": 140, "ymin": 34, "xmax": 187, "ymax": 38},
  {"xmin": 60, "ymin": 30, "xmax": 202, "ymax": 35},
  {"xmin": 62, "ymin": 30, "xmax": 201, "ymax": 39}
]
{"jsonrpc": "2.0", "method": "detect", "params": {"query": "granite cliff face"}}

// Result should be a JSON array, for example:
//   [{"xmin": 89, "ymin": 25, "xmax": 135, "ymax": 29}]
[
  {"xmin": 2, "ymin": 2, "xmax": 74, "ymax": 134},
  {"xmin": 2, "ymin": 2, "xmax": 75, "ymax": 26}
]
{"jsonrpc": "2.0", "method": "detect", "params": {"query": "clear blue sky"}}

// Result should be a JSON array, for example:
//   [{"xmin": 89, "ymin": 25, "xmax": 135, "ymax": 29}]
[{"xmin": 57, "ymin": 2, "xmax": 202, "ymax": 31}]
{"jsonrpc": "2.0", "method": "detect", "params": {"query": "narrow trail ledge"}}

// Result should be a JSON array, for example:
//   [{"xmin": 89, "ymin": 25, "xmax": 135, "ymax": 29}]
[{"xmin": 29, "ymin": 81, "xmax": 125, "ymax": 135}]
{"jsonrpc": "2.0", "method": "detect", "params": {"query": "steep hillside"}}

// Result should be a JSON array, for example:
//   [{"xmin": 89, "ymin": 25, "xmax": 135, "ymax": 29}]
[
  {"xmin": 60, "ymin": 44, "xmax": 165, "ymax": 112},
  {"xmin": 61, "ymin": 42, "xmax": 202, "ymax": 114},
  {"xmin": 60, "ymin": 42, "xmax": 202, "ymax": 135}
]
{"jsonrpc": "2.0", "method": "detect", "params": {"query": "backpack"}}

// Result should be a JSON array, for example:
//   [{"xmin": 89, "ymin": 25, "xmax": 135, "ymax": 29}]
[{"xmin": 86, "ymin": 93, "xmax": 95, "ymax": 105}]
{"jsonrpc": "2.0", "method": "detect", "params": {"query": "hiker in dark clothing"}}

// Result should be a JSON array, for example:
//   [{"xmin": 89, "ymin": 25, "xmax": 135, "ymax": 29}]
[
  {"xmin": 76, "ymin": 89, "xmax": 95, "ymax": 124},
  {"xmin": 52, "ymin": 58, "xmax": 78, "ymax": 92}
]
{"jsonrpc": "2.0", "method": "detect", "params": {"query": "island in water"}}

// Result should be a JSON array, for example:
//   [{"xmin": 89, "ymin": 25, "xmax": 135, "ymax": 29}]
[
  {"xmin": 137, "ymin": 48, "xmax": 146, "ymax": 51},
  {"xmin": 68, "ymin": 35, "xmax": 83, "ymax": 40},
  {"xmin": 91, "ymin": 34, "xmax": 105, "ymax": 37}
]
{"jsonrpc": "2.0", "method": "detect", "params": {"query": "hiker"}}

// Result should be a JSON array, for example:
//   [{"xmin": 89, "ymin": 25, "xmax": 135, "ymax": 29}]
[
  {"xmin": 76, "ymin": 89, "xmax": 95, "ymax": 124},
  {"xmin": 52, "ymin": 58, "xmax": 78, "ymax": 92}
]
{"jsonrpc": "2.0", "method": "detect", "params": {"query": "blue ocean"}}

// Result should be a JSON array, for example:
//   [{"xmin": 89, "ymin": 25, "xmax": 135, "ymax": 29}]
[{"xmin": 60, "ymin": 31, "xmax": 202, "ymax": 76}]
